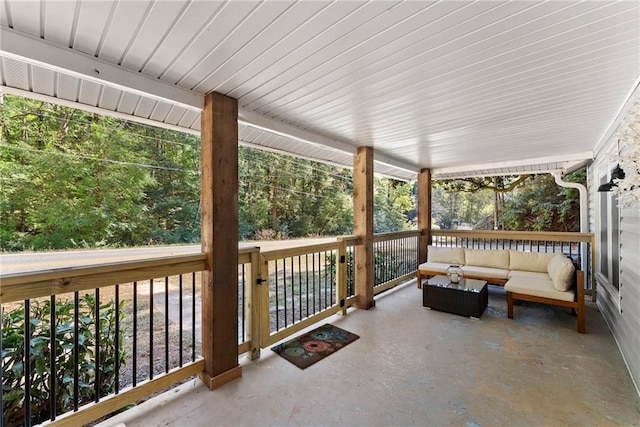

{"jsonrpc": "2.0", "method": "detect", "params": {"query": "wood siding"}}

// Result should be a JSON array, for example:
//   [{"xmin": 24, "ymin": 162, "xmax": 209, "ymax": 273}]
[{"xmin": 590, "ymin": 123, "xmax": 640, "ymax": 396}]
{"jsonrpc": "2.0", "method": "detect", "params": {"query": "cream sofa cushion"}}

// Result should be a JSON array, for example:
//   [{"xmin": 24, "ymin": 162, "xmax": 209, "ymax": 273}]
[
  {"xmin": 462, "ymin": 265, "xmax": 510, "ymax": 280},
  {"xmin": 417, "ymin": 262, "xmax": 451, "ymax": 274},
  {"xmin": 464, "ymin": 248, "xmax": 509, "ymax": 270},
  {"xmin": 507, "ymin": 270, "xmax": 550, "ymax": 280},
  {"xmin": 505, "ymin": 275, "xmax": 575, "ymax": 302},
  {"xmin": 547, "ymin": 254, "xmax": 575, "ymax": 291},
  {"xmin": 427, "ymin": 246, "xmax": 465, "ymax": 264},
  {"xmin": 509, "ymin": 251, "xmax": 557, "ymax": 273}
]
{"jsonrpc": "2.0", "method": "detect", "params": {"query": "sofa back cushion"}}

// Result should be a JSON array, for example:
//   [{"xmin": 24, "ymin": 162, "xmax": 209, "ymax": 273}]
[
  {"xmin": 464, "ymin": 249, "xmax": 509, "ymax": 269},
  {"xmin": 509, "ymin": 251, "xmax": 558, "ymax": 273},
  {"xmin": 427, "ymin": 246, "xmax": 465, "ymax": 264},
  {"xmin": 547, "ymin": 254, "xmax": 575, "ymax": 291}
]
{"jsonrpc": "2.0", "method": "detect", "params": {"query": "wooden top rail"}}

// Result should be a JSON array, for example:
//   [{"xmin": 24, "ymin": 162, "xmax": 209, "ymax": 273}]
[
  {"xmin": 337, "ymin": 230, "xmax": 419, "ymax": 246},
  {"xmin": 1, "ymin": 253, "xmax": 206, "ymax": 304},
  {"xmin": 238, "ymin": 246, "xmax": 260, "ymax": 264},
  {"xmin": 261, "ymin": 241, "xmax": 340, "ymax": 261},
  {"xmin": 431, "ymin": 230, "xmax": 594, "ymax": 243},
  {"xmin": 373, "ymin": 230, "xmax": 420, "ymax": 242}
]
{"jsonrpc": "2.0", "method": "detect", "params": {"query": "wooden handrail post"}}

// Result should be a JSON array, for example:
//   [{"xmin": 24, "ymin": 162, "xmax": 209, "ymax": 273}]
[
  {"xmin": 353, "ymin": 146, "xmax": 375, "ymax": 309},
  {"xmin": 199, "ymin": 92, "xmax": 242, "ymax": 389},
  {"xmin": 248, "ymin": 248, "xmax": 262, "ymax": 360},
  {"xmin": 258, "ymin": 254, "xmax": 271, "ymax": 348},
  {"xmin": 336, "ymin": 237, "xmax": 348, "ymax": 315}
]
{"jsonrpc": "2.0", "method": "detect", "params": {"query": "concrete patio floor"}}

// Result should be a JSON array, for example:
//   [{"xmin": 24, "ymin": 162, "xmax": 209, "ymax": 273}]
[{"xmin": 99, "ymin": 280, "xmax": 640, "ymax": 427}]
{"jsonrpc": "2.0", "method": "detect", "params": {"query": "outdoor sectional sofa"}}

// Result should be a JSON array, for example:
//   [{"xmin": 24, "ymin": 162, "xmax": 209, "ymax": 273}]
[{"xmin": 417, "ymin": 245, "xmax": 585, "ymax": 333}]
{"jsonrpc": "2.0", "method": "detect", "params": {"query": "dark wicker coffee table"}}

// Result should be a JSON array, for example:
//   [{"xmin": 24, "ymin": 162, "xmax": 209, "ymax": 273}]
[{"xmin": 422, "ymin": 275, "xmax": 488, "ymax": 319}]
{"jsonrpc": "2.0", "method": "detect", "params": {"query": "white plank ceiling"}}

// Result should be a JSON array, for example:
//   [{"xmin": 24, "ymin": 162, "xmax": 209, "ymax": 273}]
[{"xmin": 1, "ymin": 0, "xmax": 638, "ymax": 180}]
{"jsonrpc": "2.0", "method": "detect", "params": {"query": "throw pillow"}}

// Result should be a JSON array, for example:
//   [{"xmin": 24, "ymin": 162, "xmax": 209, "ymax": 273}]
[{"xmin": 547, "ymin": 254, "xmax": 575, "ymax": 291}]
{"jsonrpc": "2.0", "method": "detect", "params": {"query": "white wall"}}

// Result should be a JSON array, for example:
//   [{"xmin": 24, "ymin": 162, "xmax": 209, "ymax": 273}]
[{"xmin": 589, "ymin": 88, "xmax": 640, "ymax": 396}]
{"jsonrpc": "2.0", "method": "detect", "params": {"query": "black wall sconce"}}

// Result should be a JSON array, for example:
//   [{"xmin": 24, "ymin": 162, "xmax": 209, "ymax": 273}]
[{"xmin": 597, "ymin": 164, "xmax": 625, "ymax": 192}]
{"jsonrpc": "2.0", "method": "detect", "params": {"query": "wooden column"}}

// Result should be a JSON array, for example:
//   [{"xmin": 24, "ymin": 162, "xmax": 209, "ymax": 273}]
[
  {"xmin": 417, "ymin": 168, "xmax": 432, "ymax": 264},
  {"xmin": 199, "ymin": 92, "xmax": 242, "ymax": 389},
  {"xmin": 417, "ymin": 168, "xmax": 431, "ymax": 289},
  {"xmin": 353, "ymin": 146, "xmax": 375, "ymax": 309}
]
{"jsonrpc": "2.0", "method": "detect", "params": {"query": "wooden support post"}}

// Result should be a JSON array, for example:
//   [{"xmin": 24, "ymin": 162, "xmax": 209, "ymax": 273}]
[
  {"xmin": 199, "ymin": 92, "xmax": 242, "ymax": 389},
  {"xmin": 353, "ymin": 146, "xmax": 375, "ymax": 310},
  {"xmin": 417, "ymin": 168, "xmax": 431, "ymax": 288}
]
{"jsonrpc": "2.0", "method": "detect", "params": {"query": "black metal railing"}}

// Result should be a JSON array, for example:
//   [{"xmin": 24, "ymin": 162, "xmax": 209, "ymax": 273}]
[
  {"xmin": 373, "ymin": 232, "xmax": 420, "ymax": 289},
  {"xmin": 266, "ymin": 248, "xmax": 339, "ymax": 333},
  {"xmin": 1, "ymin": 261, "xmax": 204, "ymax": 427}
]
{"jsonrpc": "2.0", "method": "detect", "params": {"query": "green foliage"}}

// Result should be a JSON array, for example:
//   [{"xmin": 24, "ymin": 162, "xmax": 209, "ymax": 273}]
[
  {"xmin": 0, "ymin": 95, "xmax": 200, "ymax": 250},
  {"xmin": 0, "ymin": 95, "xmax": 416, "ymax": 250},
  {"xmin": 502, "ymin": 169, "xmax": 585, "ymax": 232},
  {"xmin": 374, "ymin": 178, "xmax": 415, "ymax": 233},
  {"xmin": 239, "ymin": 148, "xmax": 355, "ymax": 239},
  {"xmin": 431, "ymin": 184, "xmax": 494, "ymax": 229},
  {"xmin": 432, "ymin": 170, "xmax": 584, "ymax": 232},
  {"xmin": 1, "ymin": 295, "xmax": 127, "ymax": 426}
]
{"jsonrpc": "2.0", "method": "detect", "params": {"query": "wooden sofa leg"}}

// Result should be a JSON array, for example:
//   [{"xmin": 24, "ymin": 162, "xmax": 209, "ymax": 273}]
[
  {"xmin": 577, "ymin": 303, "xmax": 585, "ymax": 333},
  {"xmin": 507, "ymin": 291, "xmax": 514, "ymax": 319},
  {"xmin": 577, "ymin": 309, "xmax": 585, "ymax": 333},
  {"xmin": 417, "ymin": 271, "xmax": 422, "ymax": 289}
]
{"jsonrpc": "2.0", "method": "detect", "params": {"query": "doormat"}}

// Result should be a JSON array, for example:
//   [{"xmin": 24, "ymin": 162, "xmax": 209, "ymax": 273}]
[{"xmin": 271, "ymin": 323, "xmax": 359, "ymax": 369}]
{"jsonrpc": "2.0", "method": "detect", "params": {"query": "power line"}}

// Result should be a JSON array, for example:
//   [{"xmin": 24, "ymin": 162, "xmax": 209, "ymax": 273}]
[
  {"xmin": 0, "ymin": 144, "xmax": 198, "ymax": 173},
  {"xmin": 243, "ymin": 149, "xmax": 353, "ymax": 184},
  {"xmin": 240, "ymin": 179, "xmax": 339, "ymax": 200}
]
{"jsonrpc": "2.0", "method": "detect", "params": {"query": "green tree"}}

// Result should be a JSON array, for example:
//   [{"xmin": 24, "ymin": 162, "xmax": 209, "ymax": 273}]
[
  {"xmin": 502, "ymin": 169, "xmax": 584, "ymax": 232},
  {"xmin": 0, "ymin": 96, "xmax": 154, "ymax": 250},
  {"xmin": 238, "ymin": 148, "xmax": 353, "ymax": 239},
  {"xmin": 139, "ymin": 126, "xmax": 200, "ymax": 244},
  {"xmin": 374, "ymin": 177, "xmax": 415, "ymax": 233},
  {"xmin": 432, "ymin": 171, "xmax": 584, "ymax": 232}
]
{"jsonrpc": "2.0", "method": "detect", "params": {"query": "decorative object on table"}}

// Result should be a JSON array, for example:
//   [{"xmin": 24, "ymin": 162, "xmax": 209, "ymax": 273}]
[
  {"xmin": 271, "ymin": 323, "xmax": 359, "ymax": 369},
  {"xmin": 446, "ymin": 262, "xmax": 464, "ymax": 284}
]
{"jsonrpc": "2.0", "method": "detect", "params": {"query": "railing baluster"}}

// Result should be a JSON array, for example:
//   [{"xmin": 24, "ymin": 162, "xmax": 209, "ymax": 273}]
[
  {"xmin": 275, "ymin": 260, "xmax": 280, "ymax": 331},
  {"xmin": 164, "ymin": 276, "xmax": 169, "ymax": 373},
  {"xmin": 149, "ymin": 279, "xmax": 154, "ymax": 380},
  {"xmin": 191, "ymin": 272, "xmax": 196, "ymax": 362},
  {"xmin": 312, "ymin": 253, "xmax": 317, "ymax": 312},
  {"xmin": 133, "ymin": 282, "xmax": 138, "ymax": 387},
  {"xmin": 50, "ymin": 294, "xmax": 56, "ymax": 421},
  {"xmin": 318, "ymin": 252, "xmax": 322, "ymax": 310},
  {"xmin": 1, "ymin": 307, "xmax": 3, "ymax": 425},
  {"xmin": 323, "ymin": 251, "xmax": 328, "ymax": 308},
  {"xmin": 115, "ymin": 285, "xmax": 120, "ymax": 394},
  {"xmin": 290, "ymin": 257, "xmax": 295, "ymax": 325},
  {"xmin": 73, "ymin": 291, "xmax": 79, "ymax": 411},
  {"xmin": 179, "ymin": 274, "xmax": 183, "ymax": 367},
  {"xmin": 24, "ymin": 299, "xmax": 32, "ymax": 427},
  {"xmin": 95, "ymin": 288, "xmax": 100, "ymax": 403},
  {"xmin": 305, "ymin": 254, "xmax": 310, "ymax": 319},
  {"xmin": 298, "ymin": 256, "xmax": 303, "ymax": 322}
]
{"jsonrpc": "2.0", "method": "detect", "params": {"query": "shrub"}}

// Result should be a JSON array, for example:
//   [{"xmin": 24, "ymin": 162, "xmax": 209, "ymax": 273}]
[{"xmin": 1, "ymin": 294, "xmax": 126, "ymax": 426}]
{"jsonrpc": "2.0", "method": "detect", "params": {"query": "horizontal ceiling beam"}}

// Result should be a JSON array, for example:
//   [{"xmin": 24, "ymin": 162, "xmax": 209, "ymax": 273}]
[
  {"xmin": 431, "ymin": 152, "xmax": 594, "ymax": 179},
  {"xmin": 238, "ymin": 108, "xmax": 419, "ymax": 175},
  {"xmin": 0, "ymin": 86, "xmax": 201, "ymax": 136},
  {"xmin": 0, "ymin": 28, "xmax": 203, "ymax": 110}
]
